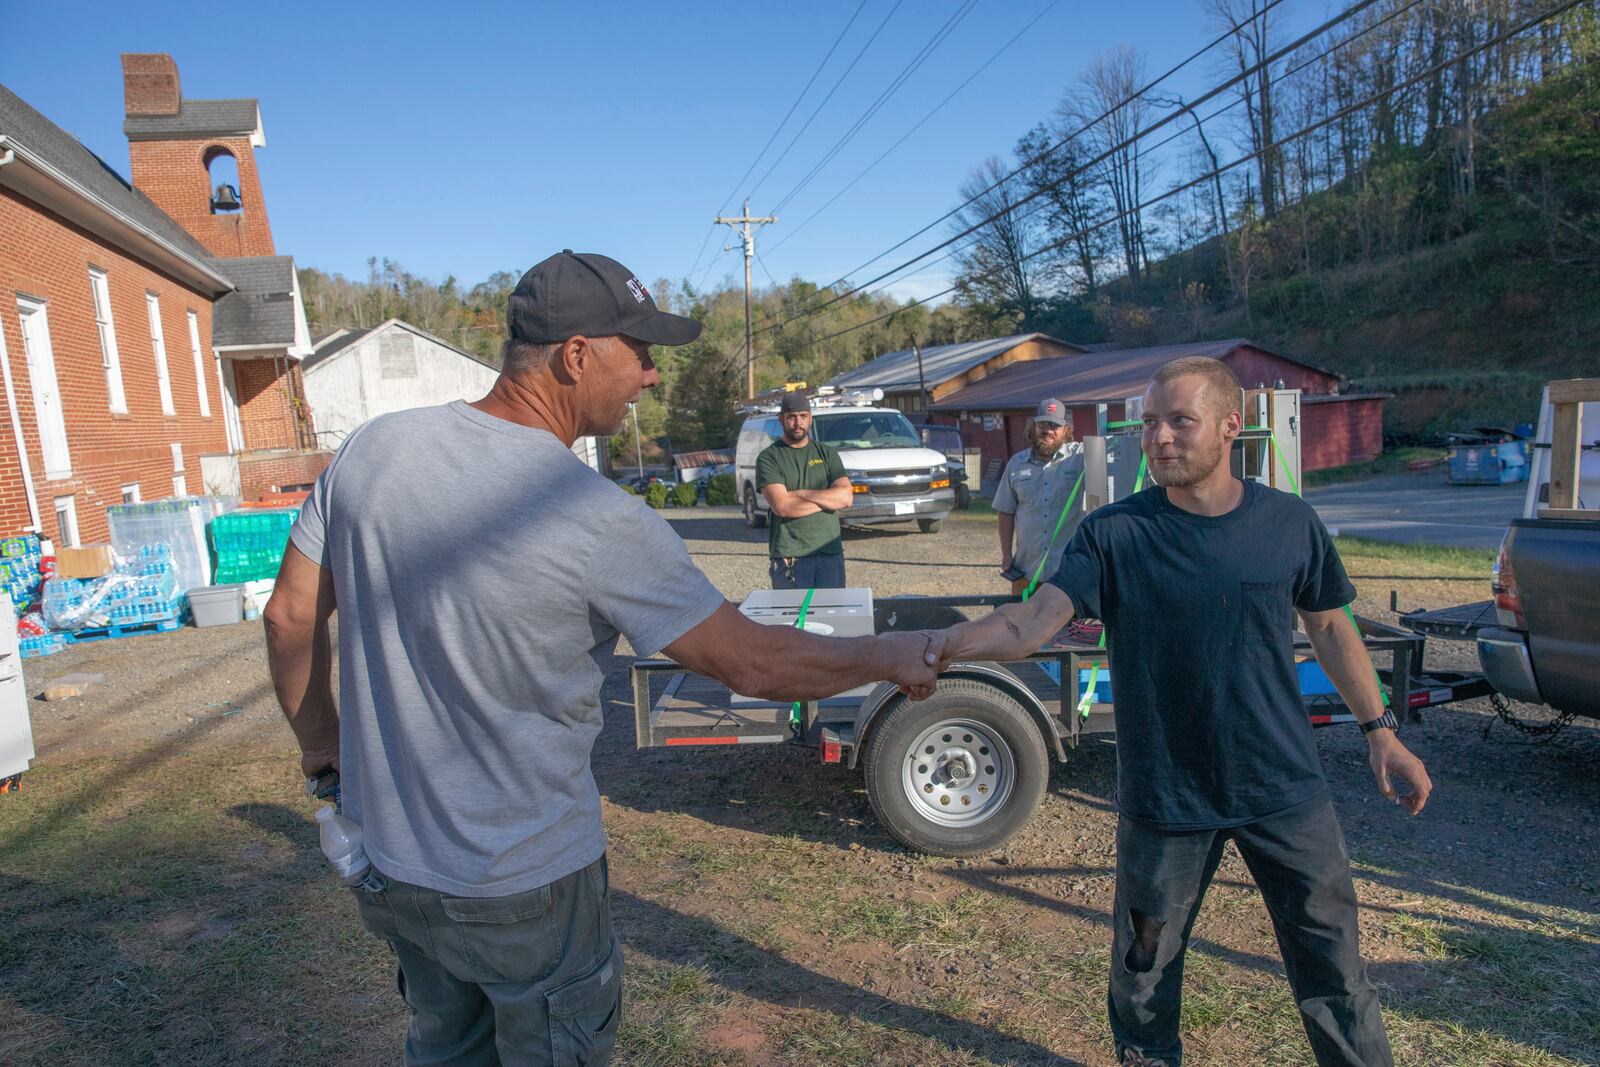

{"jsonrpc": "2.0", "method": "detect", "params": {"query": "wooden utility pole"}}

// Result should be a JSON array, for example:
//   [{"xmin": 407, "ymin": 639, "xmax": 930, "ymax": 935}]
[{"xmin": 714, "ymin": 199, "xmax": 776, "ymax": 399}]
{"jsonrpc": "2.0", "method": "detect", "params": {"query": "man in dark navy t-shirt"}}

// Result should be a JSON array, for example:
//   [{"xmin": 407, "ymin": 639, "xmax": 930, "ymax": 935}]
[{"xmin": 924, "ymin": 357, "xmax": 1432, "ymax": 1067}]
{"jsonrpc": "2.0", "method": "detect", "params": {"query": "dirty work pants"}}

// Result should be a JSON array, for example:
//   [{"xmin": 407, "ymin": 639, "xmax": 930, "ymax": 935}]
[
  {"xmin": 350, "ymin": 854, "xmax": 622, "ymax": 1067},
  {"xmin": 769, "ymin": 553, "xmax": 846, "ymax": 590},
  {"xmin": 1108, "ymin": 796, "xmax": 1393, "ymax": 1067}
]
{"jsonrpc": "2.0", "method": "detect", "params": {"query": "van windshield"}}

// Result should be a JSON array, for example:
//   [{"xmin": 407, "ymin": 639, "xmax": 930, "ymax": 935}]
[{"xmin": 813, "ymin": 411, "xmax": 922, "ymax": 450}]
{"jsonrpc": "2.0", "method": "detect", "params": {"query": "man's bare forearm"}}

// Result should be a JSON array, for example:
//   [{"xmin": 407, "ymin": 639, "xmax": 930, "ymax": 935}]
[
  {"xmin": 792, "ymin": 487, "xmax": 853, "ymax": 511},
  {"xmin": 997, "ymin": 512, "xmax": 1016, "ymax": 565},
  {"xmin": 265, "ymin": 618, "xmax": 340, "ymax": 775},
  {"xmin": 1301, "ymin": 612, "xmax": 1386, "ymax": 724},
  {"xmin": 739, "ymin": 628, "xmax": 903, "ymax": 701},
  {"xmin": 940, "ymin": 585, "xmax": 1075, "ymax": 664}
]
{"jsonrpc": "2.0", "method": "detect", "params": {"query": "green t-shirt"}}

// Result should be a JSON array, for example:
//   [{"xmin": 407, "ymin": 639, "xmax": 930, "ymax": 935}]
[{"xmin": 756, "ymin": 438, "xmax": 847, "ymax": 558}]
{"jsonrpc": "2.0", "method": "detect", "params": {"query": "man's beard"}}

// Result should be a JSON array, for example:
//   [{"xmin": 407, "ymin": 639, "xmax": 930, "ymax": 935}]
[
  {"xmin": 785, "ymin": 428, "xmax": 809, "ymax": 444},
  {"xmin": 1150, "ymin": 436, "xmax": 1226, "ymax": 487}
]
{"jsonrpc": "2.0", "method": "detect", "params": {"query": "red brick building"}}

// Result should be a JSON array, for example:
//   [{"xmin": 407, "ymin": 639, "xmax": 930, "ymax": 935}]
[{"xmin": 0, "ymin": 54, "xmax": 326, "ymax": 546}]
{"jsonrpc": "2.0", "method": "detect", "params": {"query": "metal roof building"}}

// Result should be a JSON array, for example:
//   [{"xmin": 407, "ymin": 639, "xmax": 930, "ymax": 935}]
[
  {"xmin": 929, "ymin": 338, "xmax": 1386, "ymax": 476},
  {"xmin": 827, "ymin": 332, "xmax": 1084, "ymax": 417}
]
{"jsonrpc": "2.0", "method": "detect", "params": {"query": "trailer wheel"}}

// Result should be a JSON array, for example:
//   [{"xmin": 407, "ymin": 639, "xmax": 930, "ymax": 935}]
[
  {"xmin": 863, "ymin": 680, "xmax": 1048, "ymax": 857},
  {"xmin": 743, "ymin": 485, "xmax": 767, "ymax": 528}
]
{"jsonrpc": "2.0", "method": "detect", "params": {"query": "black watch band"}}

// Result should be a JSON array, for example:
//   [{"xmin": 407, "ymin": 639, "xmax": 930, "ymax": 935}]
[{"xmin": 1359, "ymin": 710, "xmax": 1398, "ymax": 734}]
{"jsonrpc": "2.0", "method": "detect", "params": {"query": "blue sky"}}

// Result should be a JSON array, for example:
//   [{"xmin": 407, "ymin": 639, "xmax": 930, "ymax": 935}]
[{"xmin": 7, "ymin": 0, "xmax": 1323, "ymax": 302}]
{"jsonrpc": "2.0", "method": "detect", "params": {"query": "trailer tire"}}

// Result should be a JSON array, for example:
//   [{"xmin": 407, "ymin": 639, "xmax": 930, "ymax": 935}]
[{"xmin": 863, "ymin": 680, "xmax": 1048, "ymax": 857}]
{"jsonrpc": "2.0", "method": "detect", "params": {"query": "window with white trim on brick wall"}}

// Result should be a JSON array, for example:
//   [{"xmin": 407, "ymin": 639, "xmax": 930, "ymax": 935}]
[
  {"xmin": 146, "ymin": 292, "xmax": 175, "ymax": 416},
  {"xmin": 187, "ymin": 310, "xmax": 211, "ymax": 417},
  {"xmin": 89, "ymin": 268, "xmax": 128, "ymax": 413}
]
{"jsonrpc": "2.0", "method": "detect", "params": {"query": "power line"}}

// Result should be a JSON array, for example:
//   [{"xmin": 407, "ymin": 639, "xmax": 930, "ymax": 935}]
[
  {"xmin": 685, "ymin": 0, "xmax": 870, "ymax": 284},
  {"xmin": 765, "ymin": 0, "xmax": 1061, "ymax": 259},
  {"xmin": 787, "ymin": 0, "xmax": 1586, "ymax": 352},
  {"xmin": 802, "ymin": 0, "xmax": 1430, "ymax": 311},
  {"xmin": 766, "ymin": 0, "xmax": 980, "ymax": 217},
  {"xmin": 746, "ymin": 0, "xmax": 906, "ymax": 203},
  {"xmin": 761, "ymin": 0, "xmax": 1324, "ymax": 332}
]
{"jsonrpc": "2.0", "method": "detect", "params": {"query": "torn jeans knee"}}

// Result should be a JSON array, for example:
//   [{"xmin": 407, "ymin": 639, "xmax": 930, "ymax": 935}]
[{"xmin": 1127, "ymin": 908, "xmax": 1166, "ymax": 973}]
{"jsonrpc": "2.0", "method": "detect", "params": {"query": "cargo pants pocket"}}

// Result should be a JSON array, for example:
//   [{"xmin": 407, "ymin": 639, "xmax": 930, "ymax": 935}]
[
  {"xmin": 547, "ymin": 938, "xmax": 623, "ymax": 1066},
  {"xmin": 439, "ymin": 883, "xmax": 560, "ymax": 983}
]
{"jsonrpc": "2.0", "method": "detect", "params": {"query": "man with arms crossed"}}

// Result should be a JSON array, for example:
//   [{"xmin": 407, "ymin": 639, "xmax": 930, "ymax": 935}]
[
  {"xmin": 923, "ymin": 356, "xmax": 1431, "ymax": 1067},
  {"xmin": 994, "ymin": 398, "xmax": 1085, "ymax": 595},
  {"xmin": 757, "ymin": 390, "xmax": 854, "ymax": 590},
  {"xmin": 264, "ymin": 251, "xmax": 939, "ymax": 1067}
]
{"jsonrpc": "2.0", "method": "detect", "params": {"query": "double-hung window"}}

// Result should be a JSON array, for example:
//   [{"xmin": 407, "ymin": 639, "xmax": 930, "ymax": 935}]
[
  {"xmin": 89, "ymin": 268, "xmax": 127, "ymax": 413},
  {"xmin": 146, "ymin": 292, "xmax": 175, "ymax": 415}
]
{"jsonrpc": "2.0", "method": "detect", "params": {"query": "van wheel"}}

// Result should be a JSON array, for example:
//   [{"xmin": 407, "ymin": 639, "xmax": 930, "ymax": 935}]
[
  {"xmin": 863, "ymin": 680, "xmax": 1048, "ymax": 857},
  {"xmin": 955, "ymin": 485, "xmax": 971, "ymax": 510},
  {"xmin": 918, "ymin": 518, "xmax": 943, "ymax": 534},
  {"xmin": 744, "ymin": 486, "xmax": 767, "ymax": 528}
]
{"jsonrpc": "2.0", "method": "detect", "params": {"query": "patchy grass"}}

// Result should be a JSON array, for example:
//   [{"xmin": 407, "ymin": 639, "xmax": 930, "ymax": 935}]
[
  {"xmin": 616, "ymin": 960, "xmax": 735, "ymax": 1066},
  {"xmin": 1332, "ymin": 535, "xmax": 1497, "ymax": 578},
  {"xmin": 1306, "ymin": 447, "xmax": 1449, "ymax": 488}
]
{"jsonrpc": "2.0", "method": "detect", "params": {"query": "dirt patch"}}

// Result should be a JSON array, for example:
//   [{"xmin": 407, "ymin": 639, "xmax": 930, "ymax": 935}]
[{"xmin": 4, "ymin": 506, "xmax": 1598, "ymax": 1066}]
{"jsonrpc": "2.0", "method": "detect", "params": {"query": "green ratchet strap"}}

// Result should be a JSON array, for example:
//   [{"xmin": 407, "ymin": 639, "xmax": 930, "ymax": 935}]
[
  {"xmin": 1254, "ymin": 427, "xmax": 1389, "ymax": 709},
  {"xmin": 1074, "ymin": 453, "xmax": 1148, "ymax": 718},
  {"xmin": 790, "ymin": 586, "xmax": 816, "ymax": 729},
  {"xmin": 1021, "ymin": 471, "xmax": 1085, "ymax": 602}
]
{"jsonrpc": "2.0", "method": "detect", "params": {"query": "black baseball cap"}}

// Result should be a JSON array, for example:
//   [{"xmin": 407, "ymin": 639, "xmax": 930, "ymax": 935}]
[
  {"xmin": 779, "ymin": 391, "xmax": 811, "ymax": 414},
  {"xmin": 508, "ymin": 251, "xmax": 702, "ymax": 346}
]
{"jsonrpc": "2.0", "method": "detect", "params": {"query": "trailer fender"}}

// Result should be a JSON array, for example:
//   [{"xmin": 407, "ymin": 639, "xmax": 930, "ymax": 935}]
[{"xmin": 847, "ymin": 662, "xmax": 1067, "ymax": 769}]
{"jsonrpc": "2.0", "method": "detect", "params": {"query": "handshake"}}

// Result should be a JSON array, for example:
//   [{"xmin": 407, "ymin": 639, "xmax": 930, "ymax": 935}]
[{"xmin": 878, "ymin": 629, "xmax": 957, "ymax": 701}]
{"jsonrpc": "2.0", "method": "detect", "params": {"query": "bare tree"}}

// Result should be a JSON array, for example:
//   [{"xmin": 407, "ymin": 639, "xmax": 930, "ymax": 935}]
[
  {"xmin": 949, "ymin": 156, "xmax": 1046, "ymax": 320},
  {"xmin": 1015, "ymin": 122, "xmax": 1111, "ymax": 295},
  {"xmin": 1213, "ymin": 0, "xmax": 1283, "ymax": 218},
  {"xmin": 1069, "ymin": 46, "xmax": 1152, "ymax": 284}
]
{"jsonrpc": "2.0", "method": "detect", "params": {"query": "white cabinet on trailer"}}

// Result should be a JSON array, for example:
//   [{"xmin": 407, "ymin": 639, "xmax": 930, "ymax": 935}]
[{"xmin": 0, "ymin": 594, "xmax": 35, "ymax": 782}]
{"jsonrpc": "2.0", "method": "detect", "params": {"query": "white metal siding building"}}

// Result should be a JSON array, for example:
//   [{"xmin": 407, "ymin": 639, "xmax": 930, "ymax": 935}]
[{"xmin": 302, "ymin": 319, "xmax": 608, "ymax": 473}]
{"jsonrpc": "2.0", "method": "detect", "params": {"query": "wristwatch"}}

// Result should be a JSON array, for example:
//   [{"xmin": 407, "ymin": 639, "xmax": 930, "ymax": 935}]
[{"xmin": 1359, "ymin": 710, "xmax": 1398, "ymax": 734}]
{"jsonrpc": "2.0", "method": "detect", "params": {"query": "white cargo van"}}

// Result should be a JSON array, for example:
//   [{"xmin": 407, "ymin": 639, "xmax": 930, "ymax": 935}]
[{"xmin": 735, "ymin": 390, "xmax": 956, "ymax": 533}]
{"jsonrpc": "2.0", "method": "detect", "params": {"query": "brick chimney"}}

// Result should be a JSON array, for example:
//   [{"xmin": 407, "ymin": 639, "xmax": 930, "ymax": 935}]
[{"xmin": 122, "ymin": 54, "xmax": 181, "ymax": 117}]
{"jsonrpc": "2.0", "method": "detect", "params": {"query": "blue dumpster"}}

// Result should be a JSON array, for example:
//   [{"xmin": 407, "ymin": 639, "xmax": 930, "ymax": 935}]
[{"xmin": 1447, "ymin": 428, "xmax": 1530, "ymax": 485}]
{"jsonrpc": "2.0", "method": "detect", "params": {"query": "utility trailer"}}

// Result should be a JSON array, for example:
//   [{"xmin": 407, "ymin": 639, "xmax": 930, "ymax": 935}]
[{"xmin": 631, "ymin": 594, "xmax": 1490, "ymax": 857}]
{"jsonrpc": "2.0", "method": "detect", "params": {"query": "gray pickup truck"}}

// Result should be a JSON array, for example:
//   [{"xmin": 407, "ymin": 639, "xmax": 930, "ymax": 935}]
[
  {"xmin": 1474, "ymin": 381, "xmax": 1600, "ymax": 719},
  {"xmin": 1477, "ymin": 517, "xmax": 1600, "ymax": 716}
]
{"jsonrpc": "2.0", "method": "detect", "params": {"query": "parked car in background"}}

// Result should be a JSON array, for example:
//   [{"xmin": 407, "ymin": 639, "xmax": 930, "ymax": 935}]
[
  {"xmin": 913, "ymin": 422, "xmax": 973, "ymax": 510},
  {"xmin": 736, "ymin": 390, "xmax": 956, "ymax": 533}
]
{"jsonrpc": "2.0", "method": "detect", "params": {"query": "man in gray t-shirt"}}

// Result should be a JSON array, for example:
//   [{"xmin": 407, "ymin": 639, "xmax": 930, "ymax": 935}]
[
  {"xmin": 265, "ymin": 251, "xmax": 939, "ymax": 1066},
  {"xmin": 993, "ymin": 398, "xmax": 1085, "ymax": 595}
]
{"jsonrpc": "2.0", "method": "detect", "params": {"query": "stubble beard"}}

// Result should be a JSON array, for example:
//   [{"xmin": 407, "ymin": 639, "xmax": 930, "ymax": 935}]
[{"xmin": 1152, "ymin": 436, "xmax": 1226, "ymax": 488}]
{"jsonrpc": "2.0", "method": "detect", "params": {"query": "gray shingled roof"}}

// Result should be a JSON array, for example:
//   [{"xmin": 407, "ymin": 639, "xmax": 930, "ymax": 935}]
[
  {"xmin": 212, "ymin": 255, "xmax": 296, "ymax": 347},
  {"xmin": 828, "ymin": 332, "xmax": 1081, "ymax": 392},
  {"xmin": 0, "ymin": 80, "xmax": 225, "ymax": 279},
  {"xmin": 303, "ymin": 325, "xmax": 375, "ymax": 370},
  {"xmin": 125, "ymin": 98, "xmax": 259, "ymax": 140}
]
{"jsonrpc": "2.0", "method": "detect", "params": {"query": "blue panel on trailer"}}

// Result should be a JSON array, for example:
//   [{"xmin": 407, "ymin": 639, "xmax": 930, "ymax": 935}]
[{"xmin": 1041, "ymin": 657, "xmax": 1339, "ymax": 702}]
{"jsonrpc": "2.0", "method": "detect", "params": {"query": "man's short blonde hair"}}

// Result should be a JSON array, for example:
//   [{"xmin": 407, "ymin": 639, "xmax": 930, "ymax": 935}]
[{"xmin": 1150, "ymin": 356, "xmax": 1243, "ymax": 419}]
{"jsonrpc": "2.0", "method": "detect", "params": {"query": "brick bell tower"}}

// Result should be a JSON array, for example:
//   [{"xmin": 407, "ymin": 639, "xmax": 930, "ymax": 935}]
[{"xmin": 122, "ymin": 53, "xmax": 276, "ymax": 258}]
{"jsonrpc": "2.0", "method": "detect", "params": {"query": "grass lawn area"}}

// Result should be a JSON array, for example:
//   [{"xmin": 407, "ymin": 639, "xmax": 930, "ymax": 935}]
[{"xmin": 1332, "ymin": 535, "xmax": 1496, "ymax": 578}]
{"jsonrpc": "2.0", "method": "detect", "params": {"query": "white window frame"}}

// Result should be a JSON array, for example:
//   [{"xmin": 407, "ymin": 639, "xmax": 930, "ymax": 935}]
[
  {"xmin": 16, "ymin": 296, "xmax": 71, "ymax": 479},
  {"xmin": 171, "ymin": 441, "xmax": 184, "ymax": 472},
  {"xmin": 146, "ymin": 292, "xmax": 175, "ymax": 416},
  {"xmin": 53, "ymin": 495, "xmax": 78, "ymax": 548},
  {"xmin": 186, "ymin": 310, "xmax": 211, "ymax": 417},
  {"xmin": 120, "ymin": 482, "xmax": 141, "ymax": 504},
  {"xmin": 172, "ymin": 474, "xmax": 187, "ymax": 497},
  {"xmin": 89, "ymin": 268, "xmax": 128, "ymax": 413}
]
